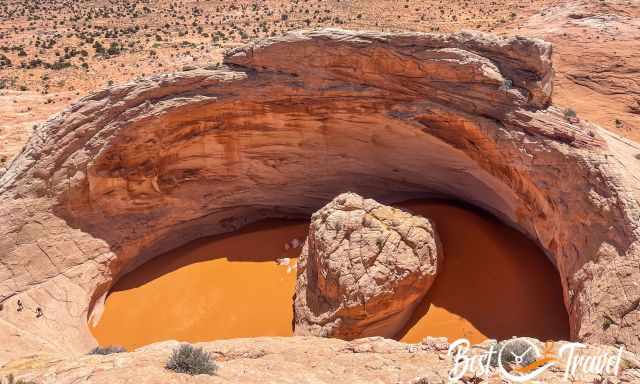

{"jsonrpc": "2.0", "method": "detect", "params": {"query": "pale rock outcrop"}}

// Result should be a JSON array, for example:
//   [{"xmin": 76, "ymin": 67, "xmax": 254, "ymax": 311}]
[
  {"xmin": 1, "ymin": 337, "xmax": 639, "ymax": 384},
  {"xmin": 1, "ymin": 28, "xmax": 640, "ymax": 365},
  {"xmin": 294, "ymin": 192, "xmax": 442, "ymax": 339}
]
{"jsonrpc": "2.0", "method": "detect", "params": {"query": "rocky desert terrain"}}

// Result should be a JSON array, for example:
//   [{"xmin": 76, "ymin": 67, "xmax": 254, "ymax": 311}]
[
  {"xmin": 1, "ymin": 1, "xmax": 640, "ymax": 383},
  {"xmin": 0, "ymin": 0, "xmax": 558, "ymax": 96},
  {"xmin": 3, "ymin": 0, "xmax": 639, "ymax": 165}
]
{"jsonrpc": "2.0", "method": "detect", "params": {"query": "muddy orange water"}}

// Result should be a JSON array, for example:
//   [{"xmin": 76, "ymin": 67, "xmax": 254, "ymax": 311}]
[{"xmin": 91, "ymin": 201, "xmax": 569, "ymax": 350}]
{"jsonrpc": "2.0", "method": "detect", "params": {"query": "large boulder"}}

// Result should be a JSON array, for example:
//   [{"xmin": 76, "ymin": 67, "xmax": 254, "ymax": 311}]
[{"xmin": 294, "ymin": 193, "xmax": 442, "ymax": 339}]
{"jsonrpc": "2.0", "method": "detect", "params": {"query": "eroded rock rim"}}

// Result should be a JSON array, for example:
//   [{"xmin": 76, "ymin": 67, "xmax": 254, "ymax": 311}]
[{"xmin": 0, "ymin": 29, "xmax": 639, "ymax": 363}]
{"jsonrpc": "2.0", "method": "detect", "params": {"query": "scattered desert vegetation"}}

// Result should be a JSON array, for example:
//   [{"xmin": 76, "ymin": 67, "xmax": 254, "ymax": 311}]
[
  {"xmin": 0, "ymin": 0, "xmax": 557, "ymax": 95},
  {"xmin": 0, "ymin": 374, "xmax": 36, "ymax": 384}
]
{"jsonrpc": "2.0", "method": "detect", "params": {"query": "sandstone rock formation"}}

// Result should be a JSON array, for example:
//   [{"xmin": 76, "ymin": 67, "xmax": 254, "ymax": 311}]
[
  {"xmin": 1, "ymin": 28, "xmax": 640, "ymax": 366},
  {"xmin": 502, "ymin": 0, "xmax": 640, "ymax": 141},
  {"xmin": 294, "ymin": 192, "xmax": 442, "ymax": 339},
  {"xmin": 1, "ymin": 337, "xmax": 638, "ymax": 384}
]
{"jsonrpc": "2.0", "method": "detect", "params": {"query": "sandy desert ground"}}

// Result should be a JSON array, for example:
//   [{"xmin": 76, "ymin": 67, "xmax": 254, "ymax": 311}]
[{"xmin": 8, "ymin": 0, "xmax": 638, "ymax": 166}]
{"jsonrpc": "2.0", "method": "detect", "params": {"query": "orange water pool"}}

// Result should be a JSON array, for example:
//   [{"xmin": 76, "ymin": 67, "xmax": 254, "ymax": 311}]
[{"xmin": 91, "ymin": 200, "xmax": 569, "ymax": 350}]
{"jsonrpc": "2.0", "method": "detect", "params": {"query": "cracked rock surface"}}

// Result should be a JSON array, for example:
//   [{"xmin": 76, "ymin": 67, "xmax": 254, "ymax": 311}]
[{"xmin": 294, "ymin": 192, "xmax": 442, "ymax": 339}]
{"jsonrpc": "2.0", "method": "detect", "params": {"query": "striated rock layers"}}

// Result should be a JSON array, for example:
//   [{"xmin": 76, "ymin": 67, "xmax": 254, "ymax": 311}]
[
  {"xmin": 1, "ymin": 28, "xmax": 640, "ymax": 365},
  {"xmin": 503, "ymin": 0, "xmax": 640, "ymax": 142},
  {"xmin": 294, "ymin": 192, "xmax": 442, "ymax": 339}
]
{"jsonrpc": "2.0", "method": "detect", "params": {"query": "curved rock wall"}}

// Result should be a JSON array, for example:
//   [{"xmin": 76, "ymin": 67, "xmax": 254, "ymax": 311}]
[{"xmin": 0, "ymin": 29, "xmax": 639, "ymax": 362}]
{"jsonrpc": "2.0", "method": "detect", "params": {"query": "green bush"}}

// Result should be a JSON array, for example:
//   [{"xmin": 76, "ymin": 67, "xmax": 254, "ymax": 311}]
[
  {"xmin": 89, "ymin": 345, "xmax": 126, "ymax": 355},
  {"xmin": 564, "ymin": 108, "xmax": 577, "ymax": 120},
  {"xmin": 165, "ymin": 344, "xmax": 217, "ymax": 376}
]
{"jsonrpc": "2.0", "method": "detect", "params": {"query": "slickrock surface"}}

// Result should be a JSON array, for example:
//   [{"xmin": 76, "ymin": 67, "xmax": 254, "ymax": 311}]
[
  {"xmin": 503, "ymin": 0, "xmax": 640, "ymax": 141},
  {"xmin": 294, "ymin": 193, "xmax": 442, "ymax": 339},
  {"xmin": 0, "ymin": 91, "xmax": 77, "ymax": 173},
  {"xmin": 1, "ymin": 337, "xmax": 639, "ymax": 384},
  {"xmin": 1, "ymin": 29, "xmax": 640, "ymax": 370}
]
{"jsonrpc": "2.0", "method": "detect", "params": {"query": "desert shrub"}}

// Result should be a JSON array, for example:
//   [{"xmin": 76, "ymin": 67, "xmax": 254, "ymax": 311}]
[
  {"xmin": 89, "ymin": 345, "xmax": 126, "ymax": 355},
  {"xmin": 0, "ymin": 54, "xmax": 11, "ymax": 68},
  {"xmin": 564, "ymin": 108, "xmax": 577, "ymax": 120},
  {"xmin": 106, "ymin": 42, "xmax": 121, "ymax": 56},
  {"xmin": 47, "ymin": 60, "xmax": 71, "ymax": 70},
  {"xmin": 603, "ymin": 316, "xmax": 614, "ymax": 330},
  {"xmin": 1, "ymin": 374, "xmax": 37, "ymax": 384},
  {"xmin": 93, "ymin": 41, "xmax": 105, "ymax": 54},
  {"xmin": 165, "ymin": 344, "xmax": 217, "ymax": 376},
  {"xmin": 500, "ymin": 78, "xmax": 513, "ymax": 90}
]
